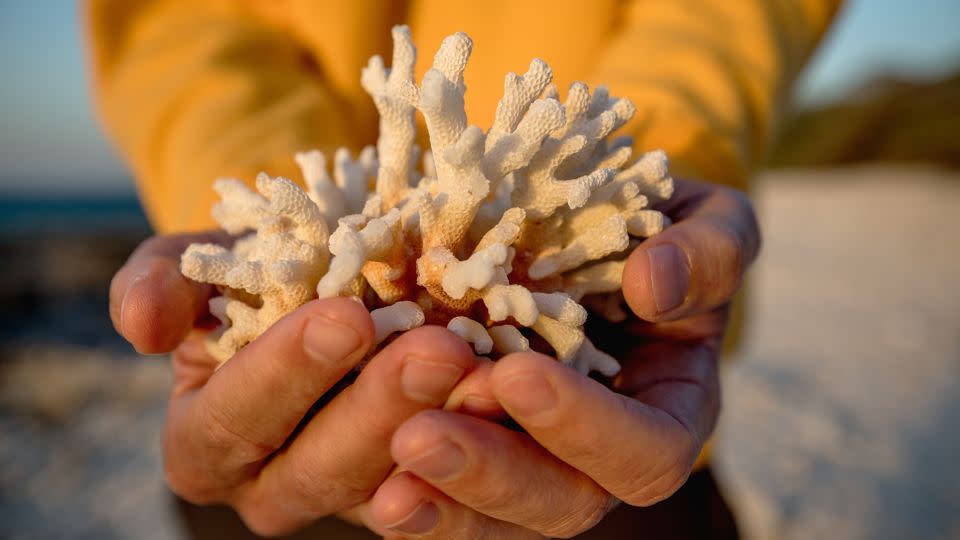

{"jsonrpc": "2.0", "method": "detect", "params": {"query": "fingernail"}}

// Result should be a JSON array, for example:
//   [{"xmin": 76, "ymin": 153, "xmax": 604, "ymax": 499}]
[
  {"xmin": 499, "ymin": 372, "xmax": 557, "ymax": 418},
  {"xmin": 401, "ymin": 357, "xmax": 464, "ymax": 405},
  {"xmin": 647, "ymin": 244, "xmax": 689, "ymax": 314},
  {"xmin": 386, "ymin": 501, "xmax": 439, "ymax": 535},
  {"xmin": 303, "ymin": 315, "xmax": 363, "ymax": 364},
  {"xmin": 405, "ymin": 440, "xmax": 466, "ymax": 481},
  {"xmin": 460, "ymin": 394, "xmax": 500, "ymax": 415}
]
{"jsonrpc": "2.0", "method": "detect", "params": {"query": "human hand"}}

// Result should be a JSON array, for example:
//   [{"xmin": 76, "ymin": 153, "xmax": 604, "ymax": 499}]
[
  {"xmin": 109, "ymin": 233, "xmax": 496, "ymax": 537},
  {"xmin": 365, "ymin": 179, "xmax": 761, "ymax": 539}
]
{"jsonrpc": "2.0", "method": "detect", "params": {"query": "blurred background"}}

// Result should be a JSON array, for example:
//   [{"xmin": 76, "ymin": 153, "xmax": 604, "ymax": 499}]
[{"xmin": 1, "ymin": 1, "xmax": 958, "ymax": 539}]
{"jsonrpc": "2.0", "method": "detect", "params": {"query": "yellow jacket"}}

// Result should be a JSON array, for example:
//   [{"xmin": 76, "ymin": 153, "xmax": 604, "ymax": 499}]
[{"xmin": 86, "ymin": 0, "xmax": 841, "ymax": 233}]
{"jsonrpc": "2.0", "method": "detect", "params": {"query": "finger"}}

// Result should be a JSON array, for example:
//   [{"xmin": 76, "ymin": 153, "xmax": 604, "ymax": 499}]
[
  {"xmin": 163, "ymin": 297, "xmax": 374, "ymax": 504},
  {"xmin": 370, "ymin": 472, "xmax": 543, "ymax": 539},
  {"xmin": 623, "ymin": 181, "xmax": 760, "ymax": 322},
  {"xmin": 391, "ymin": 411, "xmax": 612, "ymax": 538},
  {"xmin": 110, "ymin": 232, "xmax": 229, "ymax": 353},
  {"xmin": 614, "ymin": 342, "xmax": 722, "ymax": 447},
  {"xmin": 443, "ymin": 360, "xmax": 507, "ymax": 421},
  {"xmin": 236, "ymin": 326, "xmax": 476, "ymax": 536},
  {"xmin": 169, "ymin": 329, "xmax": 222, "ymax": 397},
  {"xmin": 491, "ymin": 352, "xmax": 717, "ymax": 507},
  {"xmin": 620, "ymin": 304, "xmax": 730, "ymax": 344}
]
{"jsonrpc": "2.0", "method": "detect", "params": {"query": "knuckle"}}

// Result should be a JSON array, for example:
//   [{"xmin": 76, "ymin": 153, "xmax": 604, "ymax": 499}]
[
  {"xmin": 619, "ymin": 445, "xmax": 696, "ymax": 507},
  {"xmin": 231, "ymin": 483, "xmax": 311, "ymax": 537},
  {"xmin": 471, "ymin": 477, "xmax": 516, "ymax": 512},
  {"xmin": 431, "ymin": 439, "xmax": 495, "ymax": 503},
  {"xmin": 161, "ymin": 418, "xmax": 231, "ymax": 506},
  {"xmin": 284, "ymin": 455, "xmax": 368, "ymax": 515},
  {"xmin": 201, "ymin": 404, "xmax": 276, "ymax": 464},
  {"xmin": 162, "ymin": 452, "xmax": 221, "ymax": 505},
  {"xmin": 730, "ymin": 186, "xmax": 759, "ymax": 226},
  {"xmin": 235, "ymin": 504, "xmax": 293, "ymax": 538},
  {"xmin": 453, "ymin": 453, "xmax": 529, "ymax": 514},
  {"xmin": 135, "ymin": 235, "xmax": 166, "ymax": 256},
  {"xmin": 133, "ymin": 235, "xmax": 179, "ymax": 263},
  {"xmin": 344, "ymin": 385, "xmax": 404, "ymax": 445},
  {"xmin": 363, "ymin": 411, "xmax": 403, "ymax": 448},
  {"xmin": 108, "ymin": 272, "xmax": 127, "ymax": 332},
  {"xmin": 704, "ymin": 220, "xmax": 745, "ymax": 302},
  {"xmin": 718, "ymin": 187, "xmax": 760, "ymax": 262},
  {"xmin": 161, "ymin": 463, "xmax": 198, "ymax": 502},
  {"xmin": 541, "ymin": 491, "xmax": 612, "ymax": 538},
  {"xmin": 716, "ymin": 185, "xmax": 752, "ymax": 215},
  {"xmin": 639, "ymin": 468, "xmax": 690, "ymax": 507},
  {"xmin": 713, "ymin": 217, "xmax": 745, "ymax": 272},
  {"xmin": 287, "ymin": 461, "xmax": 324, "ymax": 502},
  {"xmin": 565, "ymin": 396, "xmax": 630, "ymax": 465},
  {"xmin": 140, "ymin": 254, "xmax": 179, "ymax": 278}
]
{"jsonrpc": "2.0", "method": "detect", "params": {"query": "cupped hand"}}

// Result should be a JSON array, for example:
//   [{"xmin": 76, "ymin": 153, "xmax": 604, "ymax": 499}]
[
  {"xmin": 367, "ymin": 179, "xmax": 761, "ymax": 539},
  {"xmin": 109, "ymin": 234, "xmax": 487, "ymax": 537}
]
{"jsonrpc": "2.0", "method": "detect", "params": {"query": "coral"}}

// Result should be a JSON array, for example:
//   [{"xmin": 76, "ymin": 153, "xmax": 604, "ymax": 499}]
[{"xmin": 180, "ymin": 25, "xmax": 674, "ymax": 376}]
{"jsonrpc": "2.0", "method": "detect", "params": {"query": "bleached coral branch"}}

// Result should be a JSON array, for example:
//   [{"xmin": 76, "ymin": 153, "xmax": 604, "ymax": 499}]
[
  {"xmin": 371, "ymin": 301, "xmax": 425, "ymax": 344},
  {"xmin": 488, "ymin": 325, "xmax": 530, "ymax": 354},
  {"xmin": 508, "ymin": 81, "xmax": 639, "ymax": 220},
  {"xmin": 335, "ymin": 147, "xmax": 378, "ymax": 215},
  {"xmin": 564, "ymin": 260, "xmax": 626, "ymax": 301},
  {"xmin": 483, "ymin": 284, "xmax": 538, "ymax": 326},
  {"xmin": 181, "ymin": 175, "xmax": 328, "ymax": 362},
  {"xmin": 571, "ymin": 338, "xmax": 620, "ymax": 377},
  {"xmin": 362, "ymin": 25, "xmax": 419, "ymax": 209},
  {"xmin": 295, "ymin": 150, "xmax": 347, "ymax": 228},
  {"xmin": 441, "ymin": 244, "xmax": 509, "ymax": 300},
  {"xmin": 616, "ymin": 149, "xmax": 674, "ymax": 203},
  {"xmin": 316, "ymin": 209, "xmax": 403, "ymax": 299},
  {"xmin": 483, "ymin": 60, "xmax": 563, "ymax": 181},
  {"xmin": 527, "ymin": 215, "xmax": 629, "ymax": 279},
  {"xmin": 531, "ymin": 315, "xmax": 585, "ymax": 363},
  {"xmin": 448, "ymin": 316, "xmax": 493, "ymax": 355},
  {"xmin": 532, "ymin": 292, "xmax": 588, "ymax": 326}
]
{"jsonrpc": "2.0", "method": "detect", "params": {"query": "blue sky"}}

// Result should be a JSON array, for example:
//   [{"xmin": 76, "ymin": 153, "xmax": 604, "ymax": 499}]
[
  {"xmin": 1, "ymin": 1, "xmax": 959, "ymax": 196},
  {"xmin": 0, "ymin": 2, "xmax": 129, "ymax": 194}
]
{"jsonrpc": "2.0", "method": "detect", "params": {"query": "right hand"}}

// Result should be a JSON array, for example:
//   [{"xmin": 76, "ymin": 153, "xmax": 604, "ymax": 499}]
[{"xmin": 110, "ymin": 233, "xmax": 489, "ymax": 537}]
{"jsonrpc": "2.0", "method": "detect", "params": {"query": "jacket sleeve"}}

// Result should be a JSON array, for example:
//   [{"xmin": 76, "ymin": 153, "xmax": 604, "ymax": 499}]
[
  {"xmin": 85, "ymin": 0, "xmax": 360, "ymax": 233},
  {"xmin": 592, "ymin": 0, "xmax": 844, "ymax": 188}
]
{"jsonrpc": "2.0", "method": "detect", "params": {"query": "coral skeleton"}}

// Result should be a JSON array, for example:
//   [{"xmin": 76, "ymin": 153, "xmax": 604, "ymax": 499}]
[{"xmin": 181, "ymin": 26, "xmax": 674, "ymax": 376}]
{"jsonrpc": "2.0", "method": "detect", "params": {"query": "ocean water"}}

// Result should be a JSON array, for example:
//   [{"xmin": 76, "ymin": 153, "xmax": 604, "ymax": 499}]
[
  {"xmin": 1, "ymin": 195, "xmax": 152, "ymax": 350},
  {"xmin": 0, "ymin": 195, "xmax": 151, "ymax": 236}
]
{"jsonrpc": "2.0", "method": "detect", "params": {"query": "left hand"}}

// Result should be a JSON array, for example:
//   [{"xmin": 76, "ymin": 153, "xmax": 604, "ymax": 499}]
[{"xmin": 358, "ymin": 178, "xmax": 761, "ymax": 539}]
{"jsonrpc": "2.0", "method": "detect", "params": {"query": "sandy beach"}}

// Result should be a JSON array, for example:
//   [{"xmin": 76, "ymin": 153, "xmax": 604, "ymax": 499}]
[
  {"xmin": 2, "ymin": 166, "xmax": 958, "ymax": 539},
  {"xmin": 716, "ymin": 166, "xmax": 960, "ymax": 540}
]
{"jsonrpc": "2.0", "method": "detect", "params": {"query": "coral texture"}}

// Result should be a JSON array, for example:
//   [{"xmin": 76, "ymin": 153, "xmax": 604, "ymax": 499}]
[{"xmin": 181, "ymin": 26, "xmax": 674, "ymax": 375}]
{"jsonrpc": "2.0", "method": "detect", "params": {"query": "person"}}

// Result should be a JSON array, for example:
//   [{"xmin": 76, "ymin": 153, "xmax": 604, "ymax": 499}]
[{"xmin": 88, "ymin": 1, "xmax": 841, "ymax": 538}]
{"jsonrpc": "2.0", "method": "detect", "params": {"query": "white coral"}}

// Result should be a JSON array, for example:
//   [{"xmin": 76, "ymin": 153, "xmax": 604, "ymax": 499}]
[
  {"xmin": 181, "ymin": 26, "xmax": 674, "ymax": 374},
  {"xmin": 371, "ymin": 301, "xmax": 425, "ymax": 344},
  {"xmin": 180, "ymin": 174, "xmax": 329, "ymax": 361}
]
